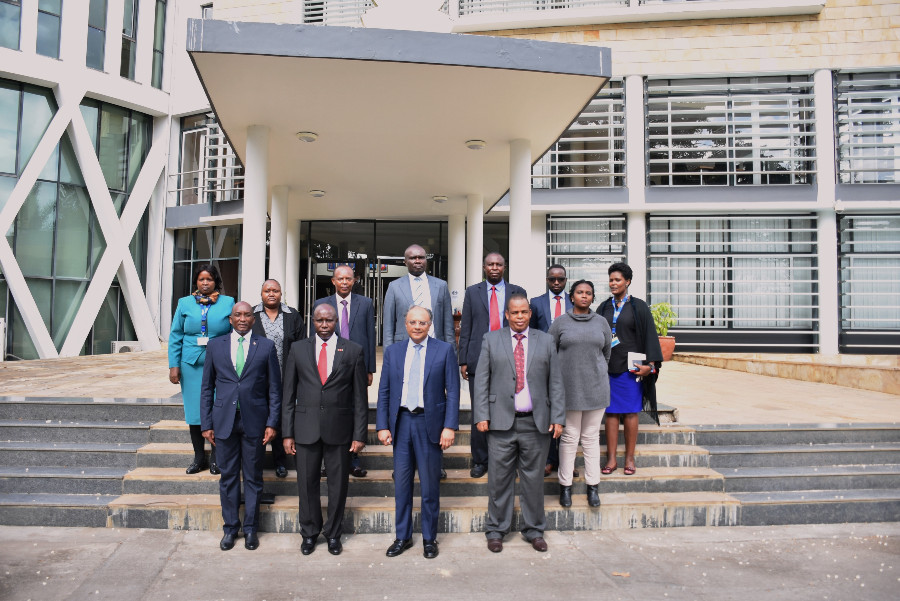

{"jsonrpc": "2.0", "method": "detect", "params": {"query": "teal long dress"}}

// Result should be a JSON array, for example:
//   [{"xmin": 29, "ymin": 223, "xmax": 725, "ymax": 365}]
[{"xmin": 168, "ymin": 295, "xmax": 235, "ymax": 425}]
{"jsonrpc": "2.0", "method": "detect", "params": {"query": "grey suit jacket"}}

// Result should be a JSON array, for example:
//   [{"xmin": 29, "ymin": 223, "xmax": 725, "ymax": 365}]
[
  {"xmin": 472, "ymin": 327, "xmax": 565, "ymax": 433},
  {"xmin": 382, "ymin": 274, "xmax": 455, "ymax": 347}
]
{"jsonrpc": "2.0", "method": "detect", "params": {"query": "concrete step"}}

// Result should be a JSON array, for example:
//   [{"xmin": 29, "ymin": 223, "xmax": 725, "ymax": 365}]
[
  {"xmin": 104, "ymin": 491, "xmax": 741, "ymax": 532},
  {"xmin": 0, "ymin": 467, "xmax": 128, "ymax": 494},
  {"xmin": 707, "ymin": 443, "xmax": 900, "ymax": 468},
  {"xmin": 716, "ymin": 464, "xmax": 900, "ymax": 492},
  {"xmin": 695, "ymin": 423, "xmax": 900, "ymax": 446},
  {"xmin": 0, "ymin": 397, "xmax": 182, "ymax": 422},
  {"xmin": 135, "ymin": 443, "xmax": 710, "ymax": 471},
  {"xmin": 0, "ymin": 493, "xmax": 115, "ymax": 527},
  {"xmin": 733, "ymin": 489, "xmax": 900, "ymax": 525},
  {"xmin": 0, "ymin": 420, "xmax": 152, "ymax": 444},
  {"xmin": 0, "ymin": 441, "xmax": 140, "ymax": 468},
  {"xmin": 120, "ymin": 466, "xmax": 725, "ymax": 497}
]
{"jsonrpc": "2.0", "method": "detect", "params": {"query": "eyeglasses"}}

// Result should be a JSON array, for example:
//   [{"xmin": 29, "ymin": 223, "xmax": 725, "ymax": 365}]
[{"xmin": 547, "ymin": 277, "xmax": 566, "ymax": 283}]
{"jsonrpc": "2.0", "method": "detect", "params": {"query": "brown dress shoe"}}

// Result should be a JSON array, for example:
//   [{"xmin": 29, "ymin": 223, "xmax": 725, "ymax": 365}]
[
  {"xmin": 530, "ymin": 537, "xmax": 548, "ymax": 552},
  {"xmin": 486, "ymin": 538, "xmax": 503, "ymax": 553}
]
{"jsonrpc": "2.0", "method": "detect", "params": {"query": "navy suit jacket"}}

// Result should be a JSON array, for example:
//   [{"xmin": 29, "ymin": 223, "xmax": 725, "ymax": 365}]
[
  {"xmin": 382, "ymin": 275, "xmax": 455, "ymax": 347},
  {"xmin": 376, "ymin": 338, "xmax": 460, "ymax": 446},
  {"xmin": 529, "ymin": 292, "xmax": 574, "ymax": 332},
  {"xmin": 314, "ymin": 294, "xmax": 376, "ymax": 374},
  {"xmin": 457, "ymin": 281, "xmax": 527, "ymax": 373},
  {"xmin": 200, "ymin": 333, "xmax": 282, "ymax": 440}
]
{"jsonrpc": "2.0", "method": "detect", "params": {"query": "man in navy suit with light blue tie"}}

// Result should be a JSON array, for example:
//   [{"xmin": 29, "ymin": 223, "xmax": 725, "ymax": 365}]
[
  {"xmin": 201, "ymin": 301, "xmax": 282, "ymax": 552},
  {"xmin": 529, "ymin": 264, "xmax": 572, "ymax": 475},
  {"xmin": 376, "ymin": 305, "xmax": 459, "ymax": 559}
]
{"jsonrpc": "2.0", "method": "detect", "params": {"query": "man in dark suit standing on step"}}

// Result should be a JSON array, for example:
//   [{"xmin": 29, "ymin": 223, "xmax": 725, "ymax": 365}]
[
  {"xmin": 314, "ymin": 264, "xmax": 376, "ymax": 478},
  {"xmin": 201, "ymin": 301, "xmax": 282, "ymax": 552},
  {"xmin": 458, "ymin": 252, "xmax": 526, "ymax": 478},
  {"xmin": 376, "ymin": 305, "xmax": 459, "ymax": 559},
  {"xmin": 474, "ymin": 293, "xmax": 564, "ymax": 553},
  {"xmin": 282, "ymin": 303, "xmax": 367, "ymax": 556}
]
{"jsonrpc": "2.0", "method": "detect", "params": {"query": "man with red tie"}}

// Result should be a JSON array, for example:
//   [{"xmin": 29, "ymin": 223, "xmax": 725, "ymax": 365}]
[
  {"xmin": 458, "ymin": 253, "xmax": 526, "ymax": 478},
  {"xmin": 282, "ymin": 304, "xmax": 368, "ymax": 556}
]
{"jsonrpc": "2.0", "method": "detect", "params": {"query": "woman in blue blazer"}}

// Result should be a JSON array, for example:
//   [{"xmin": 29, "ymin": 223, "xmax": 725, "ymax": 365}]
[{"xmin": 168, "ymin": 264, "xmax": 235, "ymax": 474}]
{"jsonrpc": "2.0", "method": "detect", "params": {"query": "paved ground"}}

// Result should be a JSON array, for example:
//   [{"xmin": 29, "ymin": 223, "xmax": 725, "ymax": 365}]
[{"xmin": 1, "ymin": 523, "xmax": 897, "ymax": 601}]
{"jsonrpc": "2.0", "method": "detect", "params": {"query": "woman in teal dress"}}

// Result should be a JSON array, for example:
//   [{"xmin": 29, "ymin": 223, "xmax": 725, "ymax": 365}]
[{"xmin": 168, "ymin": 264, "xmax": 235, "ymax": 474}]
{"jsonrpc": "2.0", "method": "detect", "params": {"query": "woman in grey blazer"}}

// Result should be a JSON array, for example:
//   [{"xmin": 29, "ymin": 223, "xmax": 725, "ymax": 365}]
[{"xmin": 548, "ymin": 280, "xmax": 612, "ymax": 508}]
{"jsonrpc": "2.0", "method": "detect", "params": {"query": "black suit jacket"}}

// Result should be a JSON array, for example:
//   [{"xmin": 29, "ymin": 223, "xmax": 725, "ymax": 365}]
[
  {"xmin": 529, "ymin": 292, "xmax": 574, "ymax": 332},
  {"xmin": 250, "ymin": 304, "xmax": 306, "ymax": 376},
  {"xmin": 313, "ymin": 294, "xmax": 376, "ymax": 374},
  {"xmin": 457, "ymin": 281, "xmax": 527, "ymax": 373},
  {"xmin": 281, "ymin": 336, "xmax": 368, "ymax": 446}
]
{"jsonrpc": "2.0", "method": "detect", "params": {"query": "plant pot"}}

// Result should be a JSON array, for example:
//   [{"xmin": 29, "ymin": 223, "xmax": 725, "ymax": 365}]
[{"xmin": 658, "ymin": 336, "xmax": 676, "ymax": 362}]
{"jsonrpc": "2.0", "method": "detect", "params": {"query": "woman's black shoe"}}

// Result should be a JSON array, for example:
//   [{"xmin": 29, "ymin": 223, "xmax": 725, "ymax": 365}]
[
  {"xmin": 559, "ymin": 485, "xmax": 572, "ymax": 508},
  {"xmin": 186, "ymin": 460, "xmax": 209, "ymax": 474},
  {"xmin": 586, "ymin": 484, "xmax": 601, "ymax": 507}
]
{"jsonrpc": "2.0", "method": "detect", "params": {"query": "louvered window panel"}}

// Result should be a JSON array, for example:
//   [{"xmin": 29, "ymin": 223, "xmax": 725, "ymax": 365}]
[{"xmin": 836, "ymin": 71, "xmax": 900, "ymax": 184}]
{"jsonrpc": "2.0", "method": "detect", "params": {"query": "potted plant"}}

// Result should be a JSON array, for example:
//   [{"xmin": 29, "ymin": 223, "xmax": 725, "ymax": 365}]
[{"xmin": 650, "ymin": 302, "xmax": 678, "ymax": 362}]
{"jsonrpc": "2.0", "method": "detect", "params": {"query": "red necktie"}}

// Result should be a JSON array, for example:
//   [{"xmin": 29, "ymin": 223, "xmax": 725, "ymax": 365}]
[
  {"xmin": 489, "ymin": 286, "xmax": 501, "ymax": 331},
  {"xmin": 318, "ymin": 342, "xmax": 328, "ymax": 385},
  {"xmin": 514, "ymin": 333, "xmax": 525, "ymax": 394},
  {"xmin": 554, "ymin": 295, "xmax": 562, "ymax": 319}
]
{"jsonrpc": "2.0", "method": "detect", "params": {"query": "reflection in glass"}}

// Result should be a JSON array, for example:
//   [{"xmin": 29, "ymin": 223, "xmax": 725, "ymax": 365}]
[
  {"xmin": 0, "ymin": 1, "xmax": 21, "ymax": 51},
  {"xmin": 55, "ymin": 184, "xmax": 91, "ymax": 279},
  {"xmin": 52, "ymin": 279, "xmax": 88, "ymax": 348},
  {"xmin": 16, "ymin": 181, "xmax": 57, "ymax": 277},
  {"xmin": 0, "ymin": 81, "xmax": 18, "ymax": 174},
  {"xmin": 99, "ymin": 104, "xmax": 128, "ymax": 191},
  {"xmin": 19, "ymin": 88, "xmax": 56, "ymax": 176},
  {"xmin": 36, "ymin": 10, "xmax": 61, "ymax": 58}
]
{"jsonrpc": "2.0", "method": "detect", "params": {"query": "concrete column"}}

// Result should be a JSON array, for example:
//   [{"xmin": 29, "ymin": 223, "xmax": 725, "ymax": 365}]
[
  {"xmin": 240, "ymin": 125, "xmax": 269, "ymax": 302},
  {"xmin": 626, "ymin": 212, "xmax": 648, "ymax": 300},
  {"xmin": 508, "ymin": 138, "xmax": 532, "ymax": 288},
  {"xmin": 624, "ymin": 74, "xmax": 646, "ymax": 206},
  {"xmin": 285, "ymin": 219, "xmax": 301, "ymax": 309},
  {"xmin": 105, "ymin": 0, "xmax": 125, "ymax": 76},
  {"xmin": 814, "ymin": 69, "xmax": 837, "ymax": 208},
  {"xmin": 19, "ymin": 0, "xmax": 37, "ymax": 52},
  {"xmin": 817, "ymin": 210, "xmax": 840, "ymax": 355},
  {"xmin": 466, "ymin": 193, "xmax": 484, "ymax": 287},
  {"xmin": 268, "ymin": 185, "xmax": 288, "ymax": 290},
  {"xmin": 529, "ymin": 212, "xmax": 547, "ymax": 297},
  {"xmin": 448, "ymin": 213, "xmax": 466, "ymax": 312}
]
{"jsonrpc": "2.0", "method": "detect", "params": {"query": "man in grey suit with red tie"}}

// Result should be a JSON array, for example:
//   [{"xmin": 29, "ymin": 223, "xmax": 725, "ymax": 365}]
[
  {"xmin": 474, "ymin": 293, "xmax": 565, "ymax": 553},
  {"xmin": 200, "ymin": 301, "xmax": 282, "ymax": 552},
  {"xmin": 458, "ymin": 252, "xmax": 526, "ymax": 478}
]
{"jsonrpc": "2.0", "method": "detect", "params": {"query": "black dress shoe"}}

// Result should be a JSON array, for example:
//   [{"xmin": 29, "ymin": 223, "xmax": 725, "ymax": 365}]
[
  {"xmin": 559, "ymin": 485, "xmax": 572, "ymax": 508},
  {"xmin": 320, "ymin": 467, "xmax": 327, "ymax": 478},
  {"xmin": 301, "ymin": 536, "xmax": 317, "ymax": 555},
  {"xmin": 350, "ymin": 466, "xmax": 368, "ymax": 478},
  {"xmin": 220, "ymin": 532, "xmax": 236, "ymax": 551},
  {"xmin": 186, "ymin": 460, "xmax": 208, "ymax": 475},
  {"xmin": 275, "ymin": 465, "xmax": 288, "ymax": 478},
  {"xmin": 327, "ymin": 537, "xmax": 342, "ymax": 555},
  {"xmin": 423, "ymin": 539, "xmax": 438, "ymax": 559},
  {"xmin": 470, "ymin": 464, "xmax": 487, "ymax": 478},
  {"xmin": 244, "ymin": 531, "xmax": 259, "ymax": 550},
  {"xmin": 586, "ymin": 484, "xmax": 601, "ymax": 507},
  {"xmin": 209, "ymin": 462, "xmax": 221, "ymax": 475},
  {"xmin": 385, "ymin": 538, "xmax": 413, "ymax": 557},
  {"xmin": 440, "ymin": 469, "xmax": 448, "ymax": 480}
]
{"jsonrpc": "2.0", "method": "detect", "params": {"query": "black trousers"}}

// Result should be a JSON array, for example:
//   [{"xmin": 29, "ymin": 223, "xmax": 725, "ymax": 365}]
[{"xmin": 295, "ymin": 440, "xmax": 351, "ymax": 540}]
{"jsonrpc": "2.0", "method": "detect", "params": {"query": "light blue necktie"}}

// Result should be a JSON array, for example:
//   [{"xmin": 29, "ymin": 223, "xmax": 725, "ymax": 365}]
[{"xmin": 406, "ymin": 344, "xmax": 422, "ymax": 411}]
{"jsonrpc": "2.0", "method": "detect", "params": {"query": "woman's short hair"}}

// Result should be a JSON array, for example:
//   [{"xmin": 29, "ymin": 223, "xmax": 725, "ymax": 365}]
[
  {"xmin": 569, "ymin": 279, "xmax": 595, "ymax": 298},
  {"xmin": 608, "ymin": 262, "xmax": 633, "ymax": 282},
  {"xmin": 193, "ymin": 263, "xmax": 224, "ymax": 292}
]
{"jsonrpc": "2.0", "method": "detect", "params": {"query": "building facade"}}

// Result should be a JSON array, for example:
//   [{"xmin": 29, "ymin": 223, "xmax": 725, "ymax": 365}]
[{"xmin": 0, "ymin": 0, "xmax": 897, "ymax": 359}]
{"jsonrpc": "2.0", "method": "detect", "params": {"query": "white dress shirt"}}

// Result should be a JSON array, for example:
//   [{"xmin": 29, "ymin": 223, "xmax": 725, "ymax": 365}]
[
  {"xmin": 230, "ymin": 330, "xmax": 252, "ymax": 372},
  {"xmin": 408, "ymin": 273, "xmax": 435, "ymax": 337},
  {"xmin": 546, "ymin": 290, "xmax": 565, "ymax": 325},
  {"xmin": 511, "ymin": 327, "xmax": 533, "ymax": 412},
  {"xmin": 315, "ymin": 334, "xmax": 338, "ymax": 378},
  {"xmin": 400, "ymin": 336, "xmax": 428, "ymax": 409}
]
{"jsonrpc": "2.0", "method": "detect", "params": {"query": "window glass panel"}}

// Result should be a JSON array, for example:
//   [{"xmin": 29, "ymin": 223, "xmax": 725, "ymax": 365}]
[
  {"xmin": 174, "ymin": 229, "xmax": 191, "ymax": 261},
  {"xmin": 99, "ymin": 104, "xmax": 128, "ymax": 191},
  {"xmin": 129, "ymin": 210, "xmax": 147, "ymax": 284},
  {"xmin": 91, "ymin": 210, "xmax": 105, "ymax": 272},
  {"xmin": 25, "ymin": 277, "xmax": 52, "ymax": 332},
  {"xmin": 86, "ymin": 27, "xmax": 105, "ymax": 70},
  {"xmin": 52, "ymin": 279, "xmax": 88, "ymax": 349},
  {"xmin": 80, "ymin": 101, "xmax": 99, "ymax": 150},
  {"xmin": 36, "ymin": 11, "xmax": 60, "ymax": 58},
  {"xmin": 172, "ymin": 262, "xmax": 190, "ymax": 312},
  {"xmin": 0, "ymin": 174, "xmax": 15, "ymax": 214},
  {"xmin": 0, "ymin": 1, "xmax": 21, "ymax": 50},
  {"xmin": 120, "ymin": 38, "xmax": 136, "ymax": 79},
  {"xmin": 836, "ymin": 72, "xmax": 900, "ymax": 184},
  {"xmin": 15, "ymin": 181, "xmax": 57, "ymax": 277},
  {"xmin": 92, "ymin": 288, "xmax": 118, "ymax": 354},
  {"xmin": 216, "ymin": 258, "xmax": 239, "ymax": 299},
  {"xmin": 195, "ymin": 228, "xmax": 212, "ymax": 260},
  {"xmin": 55, "ymin": 184, "xmax": 91, "ymax": 279},
  {"xmin": 153, "ymin": 1, "xmax": 165, "ymax": 50},
  {"xmin": 10, "ymin": 303, "xmax": 39, "ymax": 360},
  {"xmin": 111, "ymin": 191, "xmax": 127, "ymax": 216},
  {"xmin": 59, "ymin": 134, "xmax": 85, "ymax": 186},
  {"xmin": 39, "ymin": 0, "xmax": 62, "ymax": 12},
  {"xmin": 151, "ymin": 55, "xmax": 163, "ymax": 89},
  {"xmin": 19, "ymin": 87, "xmax": 56, "ymax": 176},
  {"xmin": 122, "ymin": 0, "xmax": 136, "ymax": 37},
  {"xmin": 127, "ymin": 112, "xmax": 150, "ymax": 192},
  {"xmin": 38, "ymin": 142, "xmax": 59, "ymax": 182},
  {"xmin": 0, "ymin": 81, "xmax": 18, "ymax": 174},
  {"xmin": 214, "ymin": 226, "xmax": 241, "ymax": 258},
  {"xmin": 0, "ymin": 278, "xmax": 7, "ymax": 325},
  {"xmin": 119, "ymin": 302, "xmax": 136, "ymax": 341},
  {"xmin": 88, "ymin": 0, "xmax": 106, "ymax": 29}
]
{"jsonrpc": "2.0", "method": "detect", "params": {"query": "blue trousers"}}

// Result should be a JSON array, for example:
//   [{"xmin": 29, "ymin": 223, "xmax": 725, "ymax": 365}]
[
  {"xmin": 393, "ymin": 410, "xmax": 442, "ymax": 541},
  {"xmin": 216, "ymin": 411, "xmax": 265, "ymax": 535}
]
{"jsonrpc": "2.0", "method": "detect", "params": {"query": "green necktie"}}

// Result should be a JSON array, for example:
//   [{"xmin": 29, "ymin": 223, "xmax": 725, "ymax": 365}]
[{"xmin": 236, "ymin": 336, "xmax": 245, "ymax": 377}]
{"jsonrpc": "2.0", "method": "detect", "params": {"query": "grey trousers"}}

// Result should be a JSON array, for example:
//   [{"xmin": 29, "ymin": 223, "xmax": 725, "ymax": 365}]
[{"xmin": 485, "ymin": 415, "xmax": 552, "ymax": 541}]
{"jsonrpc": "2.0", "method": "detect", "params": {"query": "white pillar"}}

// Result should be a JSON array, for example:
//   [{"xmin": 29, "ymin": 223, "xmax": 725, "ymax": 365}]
[
  {"xmin": 241, "ymin": 125, "xmax": 269, "ymax": 303},
  {"xmin": 285, "ymin": 219, "xmax": 301, "ymax": 309},
  {"xmin": 626, "ymin": 212, "xmax": 648, "ymax": 300},
  {"xmin": 466, "ymin": 193, "xmax": 484, "ymax": 287},
  {"xmin": 625, "ymin": 75, "xmax": 646, "ymax": 206},
  {"xmin": 814, "ymin": 70, "xmax": 837, "ymax": 209},
  {"xmin": 268, "ymin": 185, "xmax": 289, "ymax": 290},
  {"xmin": 817, "ymin": 210, "xmax": 840, "ymax": 355},
  {"xmin": 105, "ymin": 0, "xmax": 125, "ymax": 76},
  {"xmin": 19, "ymin": 0, "xmax": 37, "ymax": 52},
  {"xmin": 509, "ymin": 138, "xmax": 532, "ymax": 289},
  {"xmin": 529, "ymin": 211, "xmax": 547, "ymax": 297},
  {"xmin": 448, "ymin": 213, "xmax": 466, "ymax": 312}
]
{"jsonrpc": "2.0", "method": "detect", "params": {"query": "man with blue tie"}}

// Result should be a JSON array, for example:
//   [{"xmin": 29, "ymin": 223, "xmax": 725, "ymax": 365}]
[
  {"xmin": 529, "ymin": 264, "xmax": 573, "ymax": 475},
  {"xmin": 376, "ymin": 305, "xmax": 460, "ymax": 559},
  {"xmin": 200, "ymin": 301, "xmax": 282, "ymax": 551}
]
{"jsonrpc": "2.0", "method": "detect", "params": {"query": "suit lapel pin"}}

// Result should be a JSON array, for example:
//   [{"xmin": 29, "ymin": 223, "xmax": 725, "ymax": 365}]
[{"xmin": 337, "ymin": 348, "xmax": 344, "ymax": 352}]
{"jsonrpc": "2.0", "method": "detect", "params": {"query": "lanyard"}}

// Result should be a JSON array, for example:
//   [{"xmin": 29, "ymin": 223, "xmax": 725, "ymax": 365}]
[
  {"xmin": 200, "ymin": 304, "xmax": 210, "ymax": 336},
  {"xmin": 611, "ymin": 295, "xmax": 629, "ymax": 337}
]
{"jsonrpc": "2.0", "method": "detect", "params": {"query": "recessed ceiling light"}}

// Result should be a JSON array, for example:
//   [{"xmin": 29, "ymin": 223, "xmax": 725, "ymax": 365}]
[
  {"xmin": 432, "ymin": 195, "xmax": 448, "ymax": 203},
  {"xmin": 465, "ymin": 139, "xmax": 486, "ymax": 150},
  {"xmin": 308, "ymin": 189, "xmax": 326, "ymax": 197},
  {"xmin": 296, "ymin": 132, "xmax": 318, "ymax": 143}
]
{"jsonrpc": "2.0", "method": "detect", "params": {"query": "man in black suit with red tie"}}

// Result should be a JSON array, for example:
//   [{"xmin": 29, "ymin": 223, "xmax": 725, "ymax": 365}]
[
  {"xmin": 282, "ymin": 303, "xmax": 368, "ymax": 556},
  {"xmin": 457, "ymin": 252, "xmax": 526, "ymax": 478}
]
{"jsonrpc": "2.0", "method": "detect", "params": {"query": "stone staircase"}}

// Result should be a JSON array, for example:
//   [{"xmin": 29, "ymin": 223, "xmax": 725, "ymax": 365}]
[{"xmin": 1, "ymin": 396, "xmax": 898, "ymax": 531}]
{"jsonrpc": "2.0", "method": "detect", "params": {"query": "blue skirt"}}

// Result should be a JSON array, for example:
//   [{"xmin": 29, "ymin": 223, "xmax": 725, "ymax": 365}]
[{"xmin": 607, "ymin": 371, "xmax": 643, "ymax": 414}]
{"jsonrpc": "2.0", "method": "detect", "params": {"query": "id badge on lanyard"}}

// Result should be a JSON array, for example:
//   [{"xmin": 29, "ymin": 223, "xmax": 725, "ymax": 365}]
[
  {"xmin": 197, "ymin": 305, "xmax": 210, "ymax": 346},
  {"xmin": 609, "ymin": 296, "xmax": 628, "ymax": 348}
]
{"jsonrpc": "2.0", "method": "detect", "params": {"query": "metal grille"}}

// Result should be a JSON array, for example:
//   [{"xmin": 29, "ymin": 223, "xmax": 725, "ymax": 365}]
[
  {"xmin": 170, "ymin": 121, "xmax": 244, "ymax": 206},
  {"xmin": 648, "ymin": 215, "xmax": 819, "ymax": 351},
  {"xmin": 839, "ymin": 214, "xmax": 900, "ymax": 352},
  {"xmin": 303, "ymin": 0, "xmax": 373, "ymax": 26},
  {"xmin": 546, "ymin": 215, "xmax": 626, "ymax": 299},
  {"xmin": 647, "ymin": 76, "xmax": 816, "ymax": 186},
  {"xmin": 459, "ymin": 1, "xmax": 628, "ymax": 16},
  {"xmin": 836, "ymin": 71, "xmax": 900, "ymax": 184},
  {"xmin": 533, "ymin": 80, "xmax": 625, "ymax": 189}
]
